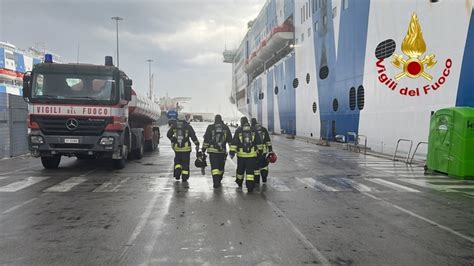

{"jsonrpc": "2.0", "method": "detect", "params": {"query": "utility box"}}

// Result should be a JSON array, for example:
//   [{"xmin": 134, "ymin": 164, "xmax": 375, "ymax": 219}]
[{"xmin": 426, "ymin": 107, "xmax": 474, "ymax": 179}]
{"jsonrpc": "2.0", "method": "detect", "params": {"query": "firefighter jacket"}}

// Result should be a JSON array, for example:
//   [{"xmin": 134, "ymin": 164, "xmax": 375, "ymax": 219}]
[
  {"xmin": 167, "ymin": 120, "xmax": 199, "ymax": 152},
  {"xmin": 252, "ymin": 124, "xmax": 272, "ymax": 153},
  {"xmin": 202, "ymin": 122, "xmax": 233, "ymax": 154},
  {"xmin": 230, "ymin": 124, "xmax": 263, "ymax": 158}
]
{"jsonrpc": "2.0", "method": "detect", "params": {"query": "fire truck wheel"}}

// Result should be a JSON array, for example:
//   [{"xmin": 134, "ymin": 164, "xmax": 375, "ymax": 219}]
[{"xmin": 41, "ymin": 155, "xmax": 61, "ymax": 169}]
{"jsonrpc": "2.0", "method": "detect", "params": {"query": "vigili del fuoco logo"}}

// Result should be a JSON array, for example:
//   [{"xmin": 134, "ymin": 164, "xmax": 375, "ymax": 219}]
[{"xmin": 375, "ymin": 13, "xmax": 452, "ymax": 97}]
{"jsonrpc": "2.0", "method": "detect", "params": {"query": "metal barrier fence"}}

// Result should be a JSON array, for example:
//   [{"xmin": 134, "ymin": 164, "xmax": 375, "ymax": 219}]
[{"xmin": 0, "ymin": 94, "xmax": 28, "ymax": 158}]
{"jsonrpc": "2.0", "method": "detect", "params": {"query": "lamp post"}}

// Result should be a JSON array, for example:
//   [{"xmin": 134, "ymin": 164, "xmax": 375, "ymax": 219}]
[
  {"xmin": 111, "ymin": 16, "xmax": 123, "ymax": 67},
  {"xmin": 146, "ymin": 59, "xmax": 154, "ymax": 99}
]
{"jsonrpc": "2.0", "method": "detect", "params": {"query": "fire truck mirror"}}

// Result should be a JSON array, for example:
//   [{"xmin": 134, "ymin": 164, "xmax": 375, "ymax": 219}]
[
  {"xmin": 124, "ymin": 85, "xmax": 132, "ymax": 101},
  {"xmin": 22, "ymin": 71, "xmax": 32, "ymax": 100},
  {"xmin": 124, "ymin": 79, "xmax": 133, "ymax": 86}
]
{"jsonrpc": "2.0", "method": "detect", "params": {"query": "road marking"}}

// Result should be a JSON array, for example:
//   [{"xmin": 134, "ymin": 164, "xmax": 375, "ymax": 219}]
[
  {"xmin": 332, "ymin": 177, "xmax": 372, "ymax": 192},
  {"xmin": 43, "ymin": 169, "xmax": 95, "ymax": 192},
  {"xmin": 296, "ymin": 177, "xmax": 338, "ymax": 192},
  {"xmin": 267, "ymin": 200, "xmax": 330, "ymax": 266},
  {"xmin": 0, "ymin": 164, "xmax": 42, "ymax": 177},
  {"xmin": 0, "ymin": 176, "xmax": 50, "ymax": 192},
  {"xmin": 267, "ymin": 178, "xmax": 291, "ymax": 191},
  {"xmin": 1, "ymin": 197, "xmax": 38, "ymax": 215},
  {"xmin": 93, "ymin": 177, "xmax": 131, "ymax": 192},
  {"xmin": 119, "ymin": 172, "xmax": 173, "ymax": 264},
  {"xmin": 363, "ymin": 192, "xmax": 474, "ymax": 243},
  {"xmin": 364, "ymin": 178, "xmax": 421, "ymax": 193}
]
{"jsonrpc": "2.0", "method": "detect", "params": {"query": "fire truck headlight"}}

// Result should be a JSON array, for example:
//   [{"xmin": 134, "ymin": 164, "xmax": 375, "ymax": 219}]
[
  {"xmin": 30, "ymin": 135, "xmax": 44, "ymax": 144},
  {"xmin": 99, "ymin": 137, "xmax": 115, "ymax": 146}
]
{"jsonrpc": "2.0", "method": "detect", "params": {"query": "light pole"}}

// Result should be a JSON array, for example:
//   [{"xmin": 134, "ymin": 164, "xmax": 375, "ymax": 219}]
[
  {"xmin": 111, "ymin": 16, "xmax": 123, "ymax": 68},
  {"xmin": 146, "ymin": 59, "xmax": 154, "ymax": 100}
]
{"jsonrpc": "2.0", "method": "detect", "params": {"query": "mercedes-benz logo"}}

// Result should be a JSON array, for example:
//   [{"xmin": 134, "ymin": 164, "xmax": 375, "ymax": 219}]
[{"xmin": 66, "ymin": 118, "xmax": 79, "ymax": 131}]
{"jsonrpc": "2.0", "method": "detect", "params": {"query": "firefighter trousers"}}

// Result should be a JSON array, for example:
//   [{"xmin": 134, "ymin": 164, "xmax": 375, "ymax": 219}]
[
  {"xmin": 174, "ymin": 151, "xmax": 190, "ymax": 181},
  {"xmin": 209, "ymin": 153, "xmax": 226, "ymax": 186},
  {"xmin": 236, "ymin": 156, "xmax": 256, "ymax": 191},
  {"xmin": 254, "ymin": 153, "xmax": 269, "ymax": 183}
]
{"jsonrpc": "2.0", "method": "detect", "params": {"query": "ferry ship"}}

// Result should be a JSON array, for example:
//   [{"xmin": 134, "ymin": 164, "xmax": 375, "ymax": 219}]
[
  {"xmin": 224, "ymin": 0, "xmax": 474, "ymax": 155},
  {"xmin": 0, "ymin": 41, "xmax": 61, "ymax": 96}
]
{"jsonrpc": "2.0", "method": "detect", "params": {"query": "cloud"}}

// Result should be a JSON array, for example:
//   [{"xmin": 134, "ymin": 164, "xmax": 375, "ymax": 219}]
[{"xmin": 0, "ymin": 0, "xmax": 266, "ymax": 117}]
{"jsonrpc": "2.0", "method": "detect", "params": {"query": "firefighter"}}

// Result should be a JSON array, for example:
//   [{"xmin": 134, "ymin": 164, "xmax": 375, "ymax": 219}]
[
  {"xmin": 250, "ymin": 118, "xmax": 273, "ymax": 184},
  {"xmin": 167, "ymin": 119, "xmax": 200, "ymax": 182},
  {"xmin": 229, "ymin": 117, "xmax": 263, "ymax": 192},
  {"xmin": 202, "ymin": 114, "xmax": 233, "ymax": 188}
]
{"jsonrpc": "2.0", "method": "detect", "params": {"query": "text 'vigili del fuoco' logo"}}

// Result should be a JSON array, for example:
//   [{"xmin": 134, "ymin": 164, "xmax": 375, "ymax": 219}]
[{"xmin": 375, "ymin": 13, "xmax": 452, "ymax": 97}]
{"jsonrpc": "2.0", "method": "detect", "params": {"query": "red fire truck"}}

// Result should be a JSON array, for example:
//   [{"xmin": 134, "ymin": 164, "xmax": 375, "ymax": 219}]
[{"xmin": 22, "ymin": 55, "xmax": 161, "ymax": 169}]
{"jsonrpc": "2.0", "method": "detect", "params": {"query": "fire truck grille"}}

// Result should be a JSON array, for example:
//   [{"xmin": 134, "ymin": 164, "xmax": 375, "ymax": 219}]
[{"xmin": 33, "ymin": 116, "xmax": 112, "ymax": 136}]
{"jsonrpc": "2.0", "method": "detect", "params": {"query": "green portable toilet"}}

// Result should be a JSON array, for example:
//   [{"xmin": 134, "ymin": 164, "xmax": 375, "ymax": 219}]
[{"xmin": 426, "ymin": 107, "xmax": 474, "ymax": 179}]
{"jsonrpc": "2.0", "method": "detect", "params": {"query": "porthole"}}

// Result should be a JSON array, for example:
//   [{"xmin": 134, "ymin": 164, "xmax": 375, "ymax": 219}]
[
  {"xmin": 310, "ymin": 133, "xmax": 314, "ymax": 137},
  {"xmin": 293, "ymin": 78, "xmax": 299, "ymax": 88},
  {"xmin": 357, "ymin": 85, "xmax": 365, "ymax": 110},
  {"xmin": 306, "ymin": 73, "xmax": 311, "ymax": 84},
  {"xmin": 333, "ymin": 98, "xmax": 339, "ymax": 112},
  {"xmin": 349, "ymin": 87, "xmax": 356, "ymax": 110},
  {"xmin": 319, "ymin": 66, "xmax": 329, "ymax": 80},
  {"xmin": 312, "ymin": 102, "xmax": 317, "ymax": 113},
  {"xmin": 274, "ymin": 86, "xmax": 279, "ymax": 95},
  {"xmin": 284, "ymin": 85, "xmax": 287, "ymax": 90},
  {"xmin": 375, "ymin": 39, "xmax": 396, "ymax": 60},
  {"xmin": 260, "ymin": 92, "xmax": 265, "ymax": 100}
]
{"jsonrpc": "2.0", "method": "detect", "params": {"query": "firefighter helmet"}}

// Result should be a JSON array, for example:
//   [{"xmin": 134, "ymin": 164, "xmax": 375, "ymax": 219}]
[
  {"xmin": 266, "ymin": 152, "xmax": 277, "ymax": 163},
  {"xmin": 195, "ymin": 152, "xmax": 207, "ymax": 168}
]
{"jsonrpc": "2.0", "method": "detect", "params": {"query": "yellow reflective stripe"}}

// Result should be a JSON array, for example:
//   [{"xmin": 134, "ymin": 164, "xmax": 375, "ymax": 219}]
[
  {"xmin": 182, "ymin": 170, "xmax": 189, "ymax": 175},
  {"xmin": 207, "ymin": 148, "xmax": 226, "ymax": 153},
  {"xmin": 212, "ymin": 169, "xmax": 220, "ymax": 175},
  {"xmin": 262, "ymin": 166, "xmax": 269, "ymax": 171},
  {"xmin": 236, "ymin": 174, "xmax": 244, "ymax": 180},
  {"xmin": 254, "ymin": 170, "xmax": 260, "ymax": 175},
  {"xmin": 229, "ymin": 145, "xmax": 237, "ymax": 152},
  {"xmin": 257, "ymin": 144, "xmax": 264, "ymax": 150},
  {"xmin": 246, "ymin": 175, "xmax": 254, "ymax": 181},
  {"xmin": 174, "ymin": 145, "xmax": 192, "ymax": 152},
  {"xmin": 175, "ymin": 164, "xmax": 182, "ymax": 169},
  {"xmin": 266, "ymin": 142, "xmax": 272, "ymax": 146},
  {"xmin": 237, "ymin": 152, "xmax": 257, "ymax": 158},
  {"xmin": 202, "ymin": 143, "xmax": 209, "ymax": 148},
  {"xmin": 218, "ymin": 170, "xmax": 223, "ymax": 175}
]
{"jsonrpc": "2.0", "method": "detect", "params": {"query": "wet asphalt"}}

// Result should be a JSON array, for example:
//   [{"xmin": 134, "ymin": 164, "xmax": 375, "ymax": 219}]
[{"xmin": 0, "ymin": 122, "xmax": 473, "ymax": 265}]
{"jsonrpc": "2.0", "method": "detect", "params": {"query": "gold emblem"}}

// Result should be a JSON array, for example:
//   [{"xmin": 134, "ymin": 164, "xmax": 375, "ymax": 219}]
[{"xmin": 392, "ymin": 13, "xmax": 436, "ymax": 80}]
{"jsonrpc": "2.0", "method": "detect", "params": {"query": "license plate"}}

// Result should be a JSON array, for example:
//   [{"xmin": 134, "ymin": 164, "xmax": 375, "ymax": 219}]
[{"xmin": 64, "ymin": 138, "xmax": 79, "ymax": 144}]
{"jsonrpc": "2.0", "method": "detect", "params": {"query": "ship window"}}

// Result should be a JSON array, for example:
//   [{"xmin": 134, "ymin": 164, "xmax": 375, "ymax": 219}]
[
  {"xmin": 301, "ymin": 7, "xmax": 303, "ymax": 24},
  {"xmin": 293, "ymin": 78, "xmax": 299, "ymax": 88},
  {"xmin": 301, "ymin": 33, "xmax": 304, "ymax": 42},
  {"xmin": 312, "ymin": 102, "xmax": 317, "ymax": 113},
  {"xmin": 314, "ymin": 21, "xmax": 319, "ymax": 32},
  {"xmin": 306, "ymin": 73, "xmax": 311, "ymax": 84},
  {"xmin": 333, "ymin": 98, "xmax": 339, "ymax": 112},
  {"xmin": 323, "ymin": 15, "xmax": 327, "ymax": 26},
  {"xmin": 275, "ymin": 86, "xmax": 279, "ymax": 95},
  {"xmin": 319, "ymin": 66, "xmax": 329, "ymax": 80},
  {"xmin": 284, "ymin": 85, "xmax": 287, "ymax": 90},
  {"xmin": 375, "ymin": 39, "xmax": 396, "ymax": 60},
  {"xmin": 303, "ymin": 6, "xmax": 305, "ymax": 22},
  {"xmin": 247, "ymin": 98, "xmax": 250, "ymax": 104},
  {"xmin": 343, "ymin": 0, "xmax": 349, "ymax": 9},
  {"xmin": 333, "ymin": 7, "xmax": 337, "ymax": 18},
  {"xmin": 349, "ymin": 87, "xmax": 356, "ymax": 110},
  {"xmin": 357, "ymin": 85, "xmax": 365, "ymax": 110},
  {"xmin": 308, "ymin": 27, "xmax": 311, "ymax": 37},
  {"xmin": 306, "ymin": 2, "xmax": 309, "ymax": 19}
]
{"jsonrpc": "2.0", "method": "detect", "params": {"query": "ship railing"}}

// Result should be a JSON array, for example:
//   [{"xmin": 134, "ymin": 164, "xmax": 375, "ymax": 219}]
[
  {"xmin": 409, "ymin": 141, "xmax": 428, "ymax": 164},
  {"xmin": 393, "ymin": 139, "xmax": 413, "ymax": 163},
  {"xmin": 346, "ymin": 132, "xmax": 368, "ymax": 155}
]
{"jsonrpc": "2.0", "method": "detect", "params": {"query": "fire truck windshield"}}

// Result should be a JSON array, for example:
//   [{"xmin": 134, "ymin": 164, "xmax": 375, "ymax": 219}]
[{"xmin": 31, "ymin": 73, "xmax": 117, "ymax": 103}]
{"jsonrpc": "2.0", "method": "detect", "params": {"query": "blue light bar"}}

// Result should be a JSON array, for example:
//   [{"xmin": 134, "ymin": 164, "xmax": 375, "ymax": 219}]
[{"xmin": 44, "ymin": 54, "xmax": 53, "ymax": 63}]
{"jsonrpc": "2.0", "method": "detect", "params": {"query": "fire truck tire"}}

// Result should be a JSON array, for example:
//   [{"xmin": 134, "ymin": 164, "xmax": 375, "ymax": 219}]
[
  {"xmin": 135, "ymin": 141, "xmax": 144, "ymax": 159},
  {"xmin": 41, "ymin": 156, "xmax": 61, "ymax": 169},
  {"xmin": 113, "ymin": 145, "xmax": 129, "ymax": 169}
]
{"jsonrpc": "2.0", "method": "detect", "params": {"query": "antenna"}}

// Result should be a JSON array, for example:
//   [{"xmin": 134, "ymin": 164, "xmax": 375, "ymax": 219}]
[{"xmin": 76, "ymin": 43, "xmax": 80, "ymax": 63}]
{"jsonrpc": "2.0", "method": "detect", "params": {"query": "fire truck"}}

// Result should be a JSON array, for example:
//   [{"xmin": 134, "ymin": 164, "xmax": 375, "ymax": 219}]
[{"xmin": 22, "ymin": 55, "xmax": 161, "ymax": 169}]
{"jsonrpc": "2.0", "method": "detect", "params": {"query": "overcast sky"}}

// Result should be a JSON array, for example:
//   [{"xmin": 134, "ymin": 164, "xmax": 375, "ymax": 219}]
[{"xmin": 0, "ymin": 0, "xmax": 265, "ymax": 117}]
